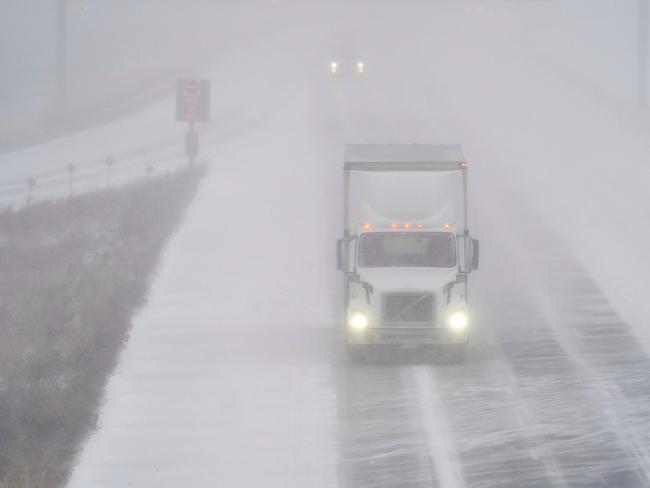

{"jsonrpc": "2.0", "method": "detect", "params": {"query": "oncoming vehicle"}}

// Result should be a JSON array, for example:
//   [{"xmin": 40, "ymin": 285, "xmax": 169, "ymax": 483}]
[
  {"xmin": 337, "ymin": 144, "xmax": 479, "ymax": 362},
  {"xmin": 327, "ymin": 34, "xmax": 366, "ymax": 78},
  {"xmin": 329, "ymin": 59, "xmax": 365, "ymax": 75}
]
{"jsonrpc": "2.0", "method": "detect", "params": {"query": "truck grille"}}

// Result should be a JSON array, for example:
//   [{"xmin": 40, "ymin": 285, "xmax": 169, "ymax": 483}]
[{"xmin": 382, "ymin": 292, "xmax": 435, "ymax": 327}]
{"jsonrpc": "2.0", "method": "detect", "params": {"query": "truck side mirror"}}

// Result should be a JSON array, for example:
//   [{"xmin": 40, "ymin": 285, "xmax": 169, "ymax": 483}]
[
  {"xmin": 338, "ymin": 236, "xmax": 357, "ymax": 272},
  {"xmin": 336, "ymin": 239, "xmax": 345, "ymax": 271},
  {"xmin": 470, "ymin": 239, "xmax": 480, "ymax": 271}
]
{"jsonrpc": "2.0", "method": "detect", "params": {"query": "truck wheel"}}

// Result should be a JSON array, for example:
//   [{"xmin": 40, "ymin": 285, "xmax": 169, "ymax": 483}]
[
  {"xmin": 347, "ymin": 345, "xmax": 368, "ymax": 364},
  {"xmin": 447, "ymin": 344, "xmax": 467, "ymax": 364}
]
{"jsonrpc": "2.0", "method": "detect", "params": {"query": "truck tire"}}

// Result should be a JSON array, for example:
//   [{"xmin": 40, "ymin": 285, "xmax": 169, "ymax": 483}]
[
  {"xmin": 347, "ymin": 344, "xmax": 369, "ymax": 364},
  {"xmin": 447, "ymin": 343, "xmax": 467, "ymax": 364}
]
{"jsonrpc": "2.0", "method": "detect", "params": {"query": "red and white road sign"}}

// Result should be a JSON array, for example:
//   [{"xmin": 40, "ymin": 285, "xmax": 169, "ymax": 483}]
[
  {"xmin": 183, "ymin": 79, "xmax": 200, "ymax": 97},
  {"xmin": 176, "ymin": 78, "xmax": 210, "ymax": 122}
]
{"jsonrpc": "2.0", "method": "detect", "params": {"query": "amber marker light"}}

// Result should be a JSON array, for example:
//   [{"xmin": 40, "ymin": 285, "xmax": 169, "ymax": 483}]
[
  {"xmin": 404, "ymin": 223, "xmax": 412, "ymax": 229},
  {"xmin": 416, "ymin": 224, "xmax": 424, "ymax": 229},
  {"xmin": 362, "ymin": 223, "xmax": 372, "ymax": 230},
  {"xmin": 391, "ymin": 223, "xmax": 398, "ymax": 229},
  {"xmin": 443, "ymin": 223, "xmax": 452, "ymax": 230}
]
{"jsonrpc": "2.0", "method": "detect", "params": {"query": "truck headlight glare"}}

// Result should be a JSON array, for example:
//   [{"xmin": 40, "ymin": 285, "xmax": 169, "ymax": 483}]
[
  {"xmin": 449, "ymin": 311, "xmax": 468, "ymax": 332},
  {"xmin": 349, "ymin": 311, "xmax": 368, "ymax": 330}
]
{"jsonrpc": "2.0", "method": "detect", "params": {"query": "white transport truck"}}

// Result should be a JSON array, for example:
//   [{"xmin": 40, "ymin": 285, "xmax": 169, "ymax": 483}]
[{"xmin": 337, "ymin": 144, "xmax": 479, "ymax": 362}]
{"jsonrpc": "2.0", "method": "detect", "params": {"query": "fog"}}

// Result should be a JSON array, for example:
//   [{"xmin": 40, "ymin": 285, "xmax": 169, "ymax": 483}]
[{"xmin": 2, "ymin": 1, "xmax": 650, "ymax": 486}]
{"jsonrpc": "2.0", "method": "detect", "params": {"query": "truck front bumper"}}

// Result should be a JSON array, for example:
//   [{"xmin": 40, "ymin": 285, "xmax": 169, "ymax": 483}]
[{"xmin": 347, "ymin": 326, "xmax": 468, "ymax": 347}]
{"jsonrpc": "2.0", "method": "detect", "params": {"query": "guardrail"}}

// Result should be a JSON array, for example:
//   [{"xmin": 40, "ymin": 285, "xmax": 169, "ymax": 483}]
[{"xmin": 0, "ymin": 139, "xmax": 188, "ymax": 209}]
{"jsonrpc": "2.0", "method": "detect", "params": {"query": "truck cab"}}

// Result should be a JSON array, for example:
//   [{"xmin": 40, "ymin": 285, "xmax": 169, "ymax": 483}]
[{"xmin": 337, "ymin": 145, "xmax": 479, "ymax": 362}]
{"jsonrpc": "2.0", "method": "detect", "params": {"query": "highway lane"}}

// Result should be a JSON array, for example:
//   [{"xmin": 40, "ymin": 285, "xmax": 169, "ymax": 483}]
[{"xmin": 332, "ymin": 178, "xmax": 650, "ymax": 487}]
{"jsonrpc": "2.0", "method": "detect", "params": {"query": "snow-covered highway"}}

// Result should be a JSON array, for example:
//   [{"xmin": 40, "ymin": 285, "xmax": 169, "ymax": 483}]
[{"xmin": 49, "ymin": 2, "xmax": 650, "ymax": 486}]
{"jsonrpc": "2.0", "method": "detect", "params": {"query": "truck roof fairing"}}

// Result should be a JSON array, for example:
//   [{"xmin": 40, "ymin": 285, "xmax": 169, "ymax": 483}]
[{"xmin": 344, "ymin": 144, "xmax": 465, "ymax": 171}]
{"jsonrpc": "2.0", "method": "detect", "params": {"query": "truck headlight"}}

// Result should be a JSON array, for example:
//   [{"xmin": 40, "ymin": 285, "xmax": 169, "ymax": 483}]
[
  {"xmin": 448, "ymin": 310, "xmax": 468, "ymax": 332},
  {"xmin": 349, "ymin": 311, "xmax": 369, "ymax": 331}
]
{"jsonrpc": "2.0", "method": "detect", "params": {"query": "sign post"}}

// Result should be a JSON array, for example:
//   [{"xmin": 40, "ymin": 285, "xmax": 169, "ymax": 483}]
[{"xmin": 176, "ymin": 78, "xmax": 210, "ymax": 164}]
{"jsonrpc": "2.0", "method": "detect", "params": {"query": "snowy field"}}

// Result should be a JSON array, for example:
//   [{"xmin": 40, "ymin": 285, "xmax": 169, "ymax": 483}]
[{"xmin": 3, "ymin": 1, "xmax": 650, "ymax": 486}]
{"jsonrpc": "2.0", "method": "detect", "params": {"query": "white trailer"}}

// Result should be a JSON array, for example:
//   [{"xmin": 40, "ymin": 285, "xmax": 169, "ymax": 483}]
[{"xmin": 337, "ymin": 144, "xmax": 479, "ymax": 362}]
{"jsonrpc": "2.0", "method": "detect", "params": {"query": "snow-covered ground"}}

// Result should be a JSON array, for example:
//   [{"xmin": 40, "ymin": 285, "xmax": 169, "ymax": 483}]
[
  {"xmin": 3, "ymin": 1, "xmax": 650, "ymax": 486},
  {"xmin": 66, "ymin": 89, "xmax": 340, "ymax": 486}
]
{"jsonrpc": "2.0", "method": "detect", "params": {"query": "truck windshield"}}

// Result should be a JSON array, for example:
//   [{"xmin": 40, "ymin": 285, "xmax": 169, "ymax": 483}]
[{"xmin": 358, "ymin": 232, "xmax": 456, "ymax": 268}]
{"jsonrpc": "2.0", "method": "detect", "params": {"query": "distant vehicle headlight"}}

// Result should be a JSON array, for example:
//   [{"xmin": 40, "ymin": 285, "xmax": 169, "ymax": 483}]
[
  {"xmin": 448, "ymin": 310, "xmax": 468, "ymax": 332},
  {"xmin": 356, "ymin": 61, "xmax": 365, "ymax": 73},
  {"xmin": 330, "ymin": 61, "xmax": 339, "ymax": 74},
  {"xmin": 349, "ymin": 311, "xmax": 369, "ymax": 330}
]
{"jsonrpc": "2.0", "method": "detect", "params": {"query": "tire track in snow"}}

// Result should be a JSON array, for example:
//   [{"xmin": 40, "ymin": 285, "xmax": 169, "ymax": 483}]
[
  {"xmin": 511, "ymin": 213, "xmax": 650, "ymax": 487},
  {"xmin": 413, "ymin": 366, "xmax": 466, "ymax": 488},
  {"xmin": 484, "ymin": 188, "xmax": 650, "ymax": 486},
  {"xmin": 335, "ymin": 355, "xmax": 439, "ymax": 488},
  {"xmin": 430, "ymin": 309, "xmax": 570, "ymax": 488}
]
